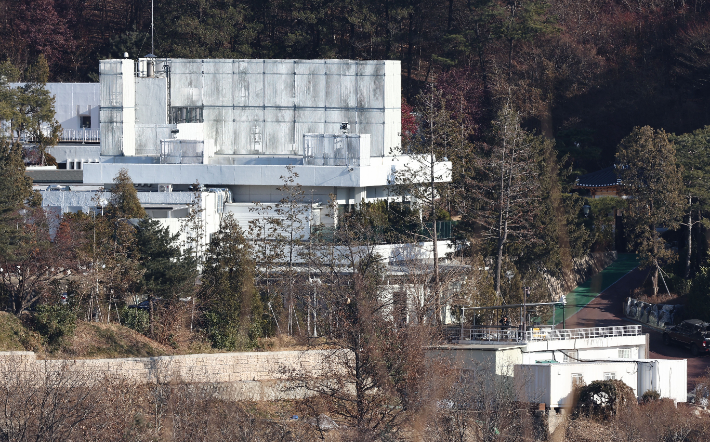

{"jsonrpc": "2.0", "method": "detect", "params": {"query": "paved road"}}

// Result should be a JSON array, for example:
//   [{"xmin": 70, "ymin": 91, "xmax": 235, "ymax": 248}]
[{"xmin": 563, "ymin": 265, "xmax": 710, "ymax": 389}]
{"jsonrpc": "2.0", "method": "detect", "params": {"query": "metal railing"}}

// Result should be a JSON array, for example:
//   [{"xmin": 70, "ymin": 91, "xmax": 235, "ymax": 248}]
[
  {"xmin": 60, "ymin": 129, "xmax": 100, "ymax": 143},
  {"xmin": 447, "ymin": 324, "xmax": 642, "ymax": 343}
]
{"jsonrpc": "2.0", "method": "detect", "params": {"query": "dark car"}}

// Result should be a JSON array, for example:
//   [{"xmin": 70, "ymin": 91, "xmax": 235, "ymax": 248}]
[{"xmin": 662, "ymin": 319, "xmax": 710, "ymax": 356}]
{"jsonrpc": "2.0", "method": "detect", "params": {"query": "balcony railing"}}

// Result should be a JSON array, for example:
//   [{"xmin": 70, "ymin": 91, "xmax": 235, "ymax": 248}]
[
  {"xmin": 446, "ymin": 324, "xmax": 642, "ymax": 343},
  {"xmin": 60, "ymin": 129, "xmax": 100, "ymax": 143}
]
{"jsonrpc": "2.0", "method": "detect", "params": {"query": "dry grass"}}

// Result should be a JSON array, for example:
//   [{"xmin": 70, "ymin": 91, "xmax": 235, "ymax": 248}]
[
  {"xmin": 565, "ymin": 400, "xmax": 710, "ymax": 442},
  {"xmin": 59, "ymin": 321, "xmax": 173, "ymax": 358},
  {"xmin": 631, "ymin": 287, "xmax": 684, "ymax": 305},
  {"xmin": 0, "ymin": 312, "xmax": 43, "ymax": 353}
]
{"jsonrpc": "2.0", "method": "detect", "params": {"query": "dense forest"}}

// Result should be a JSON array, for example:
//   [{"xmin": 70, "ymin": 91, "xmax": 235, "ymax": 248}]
[{"xmin": 4, "ymin": 0, "xmax": 710, "ymax": 170}]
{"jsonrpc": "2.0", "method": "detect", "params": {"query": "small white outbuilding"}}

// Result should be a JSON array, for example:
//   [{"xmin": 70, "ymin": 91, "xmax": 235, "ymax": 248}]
[{"xmin": 515, "ymin": 359, "xmax": 687, "ymax": 409}]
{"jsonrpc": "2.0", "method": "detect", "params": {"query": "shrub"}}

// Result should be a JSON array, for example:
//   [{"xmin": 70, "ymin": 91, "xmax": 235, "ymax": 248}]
[
  {"xmin": 573, "ymin": 380, "xmax": 637, "ymax": 420},
  {"xmin": 119, "ymin": 307, "xmax": 149, "ymax": 334},
  {"xmin": 641, "ymin": 389, "xmax": 660, "ymax": 402},
  {"xmin": 33, "ymin": 304, "xmax": 77, "ymax": 349}
]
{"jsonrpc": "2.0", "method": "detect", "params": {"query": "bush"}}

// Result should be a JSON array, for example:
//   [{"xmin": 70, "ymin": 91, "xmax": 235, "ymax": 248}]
[
  {"xmin": 573, "ymin": 380, "xmax": 637, "ymax": 420},
  {"xmin": 119, "ymin": 307, "xmax": 149, "ymax": 335},
  {"xmin": 641, "ymin": 389, "xmax": 660, "ymax": 402},
  {"xmin": 33, "ymin": 304, "xmax": 77, "ymax": 349}
]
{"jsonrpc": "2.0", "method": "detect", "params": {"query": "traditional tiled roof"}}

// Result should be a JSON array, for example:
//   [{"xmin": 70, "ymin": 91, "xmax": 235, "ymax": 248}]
[{"xmin": 575, "ymin": 166, "xmax": 620, "ymax": 188}]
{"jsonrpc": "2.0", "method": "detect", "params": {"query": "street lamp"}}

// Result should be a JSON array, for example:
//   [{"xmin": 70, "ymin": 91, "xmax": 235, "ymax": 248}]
[{"xmin": 582, "ymin": 203, "xmax": 591, "ymax": 217}]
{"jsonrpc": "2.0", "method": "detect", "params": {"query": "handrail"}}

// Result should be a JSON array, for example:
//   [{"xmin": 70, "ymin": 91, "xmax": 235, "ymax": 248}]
[
  {"xmin": 446, "ymin": 325, "xmax": 642, "ymax": 344},
  {"xmin": 59, "ymin": 129, "xmax": 100, "ymax": 143}
]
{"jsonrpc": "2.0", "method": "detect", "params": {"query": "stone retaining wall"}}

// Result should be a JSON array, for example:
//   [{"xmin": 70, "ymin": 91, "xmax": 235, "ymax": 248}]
[
  {"xmin": 624, "ymin": 298, "xmax": 684, "ymax": 329},
  {"xmin": 0, "ymin": 349, "xmax": 348, "ymax": 401},
  {"xmin": 544, "ymin": 251, "xmax": 617, "ymax": 300}
]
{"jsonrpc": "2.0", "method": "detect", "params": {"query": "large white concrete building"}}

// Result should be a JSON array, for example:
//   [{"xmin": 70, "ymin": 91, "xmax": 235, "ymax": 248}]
[{"xmin": 32, "ymin": 57, "xmax": 451, "ymax": 253}]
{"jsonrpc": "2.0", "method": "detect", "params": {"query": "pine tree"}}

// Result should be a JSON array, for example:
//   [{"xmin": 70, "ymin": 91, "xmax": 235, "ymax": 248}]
[
  {"xmin": 0, "ymin": 138, "xmax": 36, "ymax": 261},
  {"xmin": 106, "ymin": 168, "xmax": 146, "ymax": 219},
  {"xmin": 467, "ymin": 101, "xmax": 546, "ymax": 300},
  {"xmin": 135, "ymin": 217, "xmax": 197, "ymax": 337},
  {"xmin": 669, "ymin": 127, "xmax": 710, "ymax": 278},
  {"xmin": 616, "ymin": 126, "xmax": 685, "ymax": 296},
  {"xmin": 200, "ymin": 214, "xmax": 263, "ymax": 350}
]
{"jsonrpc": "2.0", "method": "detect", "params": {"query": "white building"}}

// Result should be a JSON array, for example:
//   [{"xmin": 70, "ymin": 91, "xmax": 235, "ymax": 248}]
[
  {"xmin": 515, "ymin": 359, "xmax": 687, "ymax": 408},
  {"xmin": 32, "ymin": 58, "xmax": 451, "ymax": 257}
]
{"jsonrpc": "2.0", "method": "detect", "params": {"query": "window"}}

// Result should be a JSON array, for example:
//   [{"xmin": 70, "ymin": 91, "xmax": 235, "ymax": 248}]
[
  {"xmin": 603, "ymin": 372, "xmax": 616, "ymax": 380},
  {"xmin": 81, "ymin": 116, "xmax": 91, "ymax": 128},
  {"xmin": 170, "ymin": 107, "xmax": 203, "ymax": 124},
  {"xmin": 618, "ymin": 348, "xmax": 632, "ymax": 359},
  {"xmin": 572, "ymin": 373, "xmax": 584, "ymax": 385},
  {"xmin": 562, "ymin": 350, "xmax": 578, "ymax": 363}
]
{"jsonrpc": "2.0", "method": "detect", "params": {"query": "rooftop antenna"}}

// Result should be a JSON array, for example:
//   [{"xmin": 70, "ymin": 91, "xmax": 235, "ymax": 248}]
[{"xmin": 145, "ymin": 0, "xmax": 156, "ymax": 77}]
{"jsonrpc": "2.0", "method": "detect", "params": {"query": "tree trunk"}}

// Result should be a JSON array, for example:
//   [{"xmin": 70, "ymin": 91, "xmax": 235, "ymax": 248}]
[
  {"xmin": 684, "ymin": 200, "xmax": 692, "ymax": 279},
  {"xmin": 149, "ymin": 296, "xmax": 154, "ymax": 338},
  {"xmin": 652, "ymin": 232, "xmax": 659, "ymax": 296},
  {"xmin": 431, "ymin": 145, "xmax": 440, "ymax": 325}
]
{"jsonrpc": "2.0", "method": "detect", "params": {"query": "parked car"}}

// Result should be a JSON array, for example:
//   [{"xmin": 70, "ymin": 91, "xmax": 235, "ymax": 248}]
[{"xmin": 662, "ymin": 319, "xmax": 710, "ymax": 356}]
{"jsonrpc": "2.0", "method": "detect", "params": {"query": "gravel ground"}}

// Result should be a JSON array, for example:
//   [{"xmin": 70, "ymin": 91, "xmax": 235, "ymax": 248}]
[{"xmin": 562, "ymin": 266, "xmax": 710, "ymax": 389}]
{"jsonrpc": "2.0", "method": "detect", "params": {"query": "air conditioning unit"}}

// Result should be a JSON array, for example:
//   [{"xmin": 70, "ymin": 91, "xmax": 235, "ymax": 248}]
[{"xmin": 158, "ymin": 184, "xmax": 172, "ymax": 193}]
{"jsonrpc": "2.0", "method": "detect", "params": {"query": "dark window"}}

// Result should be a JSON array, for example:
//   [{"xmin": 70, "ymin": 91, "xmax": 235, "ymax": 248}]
[
  {"xmin": 81, "ymin": 116, "xmax": 91, "ymax": 128},
  {"xmin": 170, "ymin": 107, "xmax": 203, "ymax": 124}
]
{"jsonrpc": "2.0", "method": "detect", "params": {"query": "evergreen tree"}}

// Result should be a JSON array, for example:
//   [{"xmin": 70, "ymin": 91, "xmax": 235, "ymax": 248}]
[
  {"xmin": 106, "ymin": 168, "xmax": 146, "ymax": 219},
  {"xmin": 467, "ymin": 101, "xmax": 546, "ymax": 300},
  {"xmin": 669, "ymin": 126, "xmax": 710, "ymax": 278},
  {"xmin": 136, "ymin": 218, "xmax": 197, "ymax": 298},
  {"xmin": 616, "ymin": 126, "xmax": 685, "ymax": 296},
  {"xmin": 135, "ymin": 217, "xmax": 197, "ymax": 337},
  {"xmin": 200, "ymin": 214, "xmax": 264, "ymax": 350},
  {"xmin": 0, "ymin": 138, "xmax": 36, "ymax": 260},
  {"xmin": 13, "ymin": 55, "xmax": 61, "ymax": 165}
]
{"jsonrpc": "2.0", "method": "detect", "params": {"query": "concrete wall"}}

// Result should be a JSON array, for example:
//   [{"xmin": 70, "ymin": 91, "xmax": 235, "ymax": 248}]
[
  {"xmin": 0, "ymin": 350, "xmax": 347, "ymax": 401},
  {"xmin": 83, "ymin": 156, "xmax": 452, "ymax": 188},
  {"xmin": 101, "ymin": 59, "xmax": 401, "ymax": 158},
  {"xmin": 45, "ymin": 83, "xmax": 100, "ymax": 132},
  {"xmin": 523, "ymin": 334, "xmax": 648, "ymax": 364},
  {"xmin": 167, "ymin": 59, "xmax": 400, "ymax": 157},
  {"xmin": 100, "ymin": 60, "xmax": 135, "ymax": 156}
]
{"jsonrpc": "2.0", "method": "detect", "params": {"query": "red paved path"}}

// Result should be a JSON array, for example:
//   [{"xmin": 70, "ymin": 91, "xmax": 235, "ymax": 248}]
[{"xmin": 564, "ymin": 266, "xmax": 710, "ymax": 389}]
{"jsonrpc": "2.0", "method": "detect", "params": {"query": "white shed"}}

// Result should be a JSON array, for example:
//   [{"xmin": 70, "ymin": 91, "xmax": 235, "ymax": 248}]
[{"xmin": 515, "ymin": 359, "xmax": 687, "ymax": 409}]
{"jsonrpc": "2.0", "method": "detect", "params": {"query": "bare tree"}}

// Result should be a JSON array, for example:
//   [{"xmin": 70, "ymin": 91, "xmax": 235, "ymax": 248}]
[
  {"xmin": 283, "ymin": 205, "xmax": 454, "ymax": 440},
  {"xmin": 249, "ymin": 165, "xmax": 311, "ymax": 336},
  {"xmin": 395, "ymin": 84, "xmax": 459, "ymax": 325}
]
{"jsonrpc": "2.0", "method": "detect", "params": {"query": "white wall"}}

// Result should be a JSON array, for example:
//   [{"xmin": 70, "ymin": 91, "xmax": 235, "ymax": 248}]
[
  {"xmin": 515, "ymin": 359, "xmax": 687, "ymax": 408},
  {"xmin": 108, "ymin": 59, "xmax": 401, "ymax": 157}
]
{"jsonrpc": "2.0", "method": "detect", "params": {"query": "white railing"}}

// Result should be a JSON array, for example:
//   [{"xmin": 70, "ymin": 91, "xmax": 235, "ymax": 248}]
[
  {"xmin": 448, "ymin": 325, "xmax": 642, "ymax": 343},
  {"xmin": 60, "ymin": 129, "xmax": 100, "ymax": 143}
]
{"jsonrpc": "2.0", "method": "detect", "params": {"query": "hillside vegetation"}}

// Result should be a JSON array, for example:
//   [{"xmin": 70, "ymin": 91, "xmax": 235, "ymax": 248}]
[{"xmin": 0, "ymin": 311, "xmax": 174, "ymax": 358}]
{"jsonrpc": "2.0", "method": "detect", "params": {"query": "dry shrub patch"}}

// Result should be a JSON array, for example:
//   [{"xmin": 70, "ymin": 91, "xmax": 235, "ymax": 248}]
[
  {"xmin": 62, "ymin": 321, "xmax": 172, "ymax": 358},
  {"xmin": 0, "ymin": 360, "xmax": 315, "ymax": 441},
  {"xmin": 567, "ymin": 400, "xmax": 710, "ymax": 442}
]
